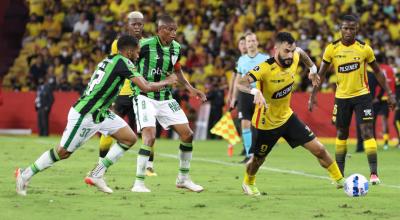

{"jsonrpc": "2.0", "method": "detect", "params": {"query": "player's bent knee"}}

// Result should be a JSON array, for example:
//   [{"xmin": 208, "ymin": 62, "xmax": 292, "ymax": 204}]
[
  {"xmin": 56, "ymin": 146, "xmax": 72, "ymax": 159},
  {"xmin": 180, "ymin": 129, "xmax": 193, "ymax": 142}
]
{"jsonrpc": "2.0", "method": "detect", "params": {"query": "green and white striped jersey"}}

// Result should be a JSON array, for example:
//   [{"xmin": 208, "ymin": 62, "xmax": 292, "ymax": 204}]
[
  {"xmin": 133, "ymin": 36, "xmax": 181, "ymax": 101},
  {"xmin": 73, "ymin": 54, "xmax": 140, "ymax": 122}
]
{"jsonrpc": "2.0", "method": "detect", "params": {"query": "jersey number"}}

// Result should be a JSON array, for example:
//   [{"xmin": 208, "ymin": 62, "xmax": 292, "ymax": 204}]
[
  {"xmin": 86, "ymin": 69, "xmax": 105, "ymax": 95},
  {"xmin": 80, "ymin": 128, "xmax": 91, "ymax": 138}
]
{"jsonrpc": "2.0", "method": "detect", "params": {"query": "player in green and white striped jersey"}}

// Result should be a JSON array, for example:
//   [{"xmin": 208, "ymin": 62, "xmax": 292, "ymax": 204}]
[
  {"xmin": 131, "ymin": 14, "xmax": 207, "ymax": 193},
  {"xmin": 15, "ymin": 35, "xmax": 177, "ymax": 196}
]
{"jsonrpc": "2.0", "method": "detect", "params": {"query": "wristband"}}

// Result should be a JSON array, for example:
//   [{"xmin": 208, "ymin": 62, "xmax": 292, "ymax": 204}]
[
  {"xmin": 310, "ymin": 64, "xmax": 317, "ymax": 74},
  {"xmin": 250, "ymin": 88, "xmax": 260, "ymax": 95}
]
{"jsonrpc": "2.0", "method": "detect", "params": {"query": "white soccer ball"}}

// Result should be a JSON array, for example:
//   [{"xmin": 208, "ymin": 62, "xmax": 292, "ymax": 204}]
[{"xmin": 344, "ymin": 173, "xmax": 369, "ymax": 197}]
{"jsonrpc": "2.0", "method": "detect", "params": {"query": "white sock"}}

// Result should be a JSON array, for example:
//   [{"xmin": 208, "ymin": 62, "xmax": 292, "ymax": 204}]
[
  {"xmin": 105, "ymin": 143, "xmax": 127, "ymax": 164},
  {"xmin": 136, "ymin": 155, "xmax": 149, "ymax": 182},
  {"xmin": 91, "ymin": 143, "xmax": 128, "ymax": 178},
  {"xmin": 178, "ymin": 150, "xmax": 192, "ymax": 179},
  {"xmin": 22, "ymin": 149, "xmax": 57, "ymax": 181},
  {"xmin": 146, "ymin": 161, "xmax": 153, "ymax": 169}
]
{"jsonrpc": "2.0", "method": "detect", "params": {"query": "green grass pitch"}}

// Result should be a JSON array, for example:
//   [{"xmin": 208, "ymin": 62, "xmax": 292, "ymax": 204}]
[{"xmin": 1, "ymin": 136, "xmax": 399, "ymax": 220}]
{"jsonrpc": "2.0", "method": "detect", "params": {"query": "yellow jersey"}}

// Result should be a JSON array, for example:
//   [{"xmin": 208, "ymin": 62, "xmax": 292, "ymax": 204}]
[
  {"xmin": 248, "ymin": 52, "xmax": 300, "ymax": 130},
  {"xmin": 322, "ymin": 39, "xmax": 376, "ymax": 99},
  {"xmin": 111, "ymin": 39, "xmax": 133, "ymax": 96}
]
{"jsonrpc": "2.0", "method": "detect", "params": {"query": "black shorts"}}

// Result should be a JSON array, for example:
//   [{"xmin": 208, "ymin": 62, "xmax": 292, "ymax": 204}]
[
  {"xmin": 252, "ymin": 114, "xmax": 315, "ymax": 158},
  {"xmin": 333, "ymin": 94, "xmax": 373, "ymax": 128},
  {"xmin": 237, "ymin": 91, "xmax": 255, "ymax": 120},
  {"xmin": 373, "ymin": 100, "xmax": 389, "ymax": 117},
  {"xmin": 114, "ymin": 95, "xmax": 134, "ymax": 117}
]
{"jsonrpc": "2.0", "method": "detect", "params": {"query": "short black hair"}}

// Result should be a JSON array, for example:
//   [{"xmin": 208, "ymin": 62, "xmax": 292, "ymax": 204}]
[
  {"xmin": 117, "ymin": 35, "xmax": 139, "ymax": 51},
  {"xmin": 275, "ymin": 32, "xmax": 295, "ymax": 44},
  {"xmin": 157, "ymin": 14, "xmax": 175, "ymax": 27},
  {"xmin": 342, "ymin": 14, "xmax": 359, "ymax": 23}
]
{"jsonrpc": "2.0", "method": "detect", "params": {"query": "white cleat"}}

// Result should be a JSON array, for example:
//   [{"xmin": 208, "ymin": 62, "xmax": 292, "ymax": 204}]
[
  {"xmin": 15, "ymin": 168, "xmax": 28, "ymax": 196},
  {"xmin": 176, "ymin": 177, "xmax": 204, "ymax": 192},
  {"xmin": 131, "ymin": 181, "xmax": 151, "ymax": 193},
  {"xmin": 84, "ymin": 176, "xmax": 113, "ymax": 194},
  {"xmin": 242, "ymin": 183, "xmax": 261, "ymax": 196}
]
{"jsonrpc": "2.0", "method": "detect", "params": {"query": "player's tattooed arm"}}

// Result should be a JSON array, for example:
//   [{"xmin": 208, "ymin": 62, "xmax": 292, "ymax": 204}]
[
  {"xmin": 237, "ymin": 74, "xmax": 267, "ymax": 108},
  {"xmin": 297, "ymin": 47, "xmax": 320, "ymax": 87},
  {"xmin": 297, "ymin": 47, "xmax": 314, "ymax": 69}
]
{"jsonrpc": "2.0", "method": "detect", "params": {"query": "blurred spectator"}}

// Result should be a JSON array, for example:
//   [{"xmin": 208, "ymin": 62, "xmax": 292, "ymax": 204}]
[
  {"xmin": 35, "ymin": 77, "xmax": 54, "ymax": 136},
  {"xmin": 64, "ymin": 6, "xmax": 80, "ymax": 32},
  {"xmin": 29, "ymin": 55, "xmax": 47, "ymax": 89},
  {"xmin": 73, "ymin": 13, "xmax": 90, "ymax": 35},
  {"xmin": 2, "ymin": 0, "xmax": 399, "ymax": 106}
]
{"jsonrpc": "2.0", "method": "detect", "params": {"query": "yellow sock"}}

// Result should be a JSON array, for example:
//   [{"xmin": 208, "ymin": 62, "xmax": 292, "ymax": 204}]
[
  {"xmin": 100, "ymin": 135, "xmax": 113, "ymax": 151},
  {"xmin": 383, "ymin": 133, "xmax": 389, "ymax": 143},
  {"xmin": 244, "ymin": 173, "xmax": 256, "ymax": 185},
  {"xmin": 335, "ymin": 138, "xmax": 347, "ymax": 153},
  {"xmin": 364, "ymin": 138, "xmax": 377, "ymax": 155},
  {"xmin": 327, "ymin": 162, "xmax": 343, "ymax": 181}
]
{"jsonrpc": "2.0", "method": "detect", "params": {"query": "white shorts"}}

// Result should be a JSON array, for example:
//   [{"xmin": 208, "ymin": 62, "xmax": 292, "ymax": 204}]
[
  {"xmin": 60, "ymin": 107, "xmax": 127, "ymax": 152},
  {"xmin": 132, "ymin": 95, "xmax": 188, "ymax": 133}
]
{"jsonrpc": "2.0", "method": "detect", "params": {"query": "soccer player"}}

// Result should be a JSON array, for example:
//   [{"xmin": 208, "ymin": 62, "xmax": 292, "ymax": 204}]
[
  {"xmin": 373, "ymin": 55, "xmax": 395, "ymax": 150},
  {"xmin": 230, "ymin": 32, "xmax": 269, "ymax": 163},
  {"xmin": 131, "ymin": 14, "xmax": 206, "ymax": 193},
  {"xmin": 97, "ymin": 11, "xmax": 157, "ymax": 176},
  {"xmin": 237, "ymin": 32, "xmax": 344, "ymax": 196},
  {"xmin": 308, "ymin": 15, "xmax": 395, "ymax": 184},
  {"xmin": 15, "ymin": 35, "xmax": 177, "ymax": 196}
]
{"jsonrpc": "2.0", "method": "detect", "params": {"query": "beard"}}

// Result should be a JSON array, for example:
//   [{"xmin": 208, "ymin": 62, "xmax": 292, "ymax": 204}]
[{"xmin": 278, "ymin": 54, "xmax": 293, "ymax": 68}]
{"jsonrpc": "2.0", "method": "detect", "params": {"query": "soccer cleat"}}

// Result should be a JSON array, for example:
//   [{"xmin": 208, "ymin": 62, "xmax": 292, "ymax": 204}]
[
  {"xmin": 15, "ymin": 168, "xmax": 28, "ymax": 196},
  {"xmin": 370, "ymin": 174, "xmax": 381, "ymax": 185},
  {"xmin": 84, "ymin": 176, "xmax": 113, "ymax": 194},
  {"xmin": 131, "ymin": 181, "xmax": 151, "ymax": 193},
  {"xmin": 242, "ymin": 183, "xmax": 261, "ymax": 196},
  {"xmin": 335, "ymin": 178, "xmax": 345, "ymax": 189},
  {"xmin": 176, "ymin": 177, "xmax": 204, "ymax": 192},
  {"xmin": 145, "ymin": 167, "xmax": 158, "ymax": 177}
]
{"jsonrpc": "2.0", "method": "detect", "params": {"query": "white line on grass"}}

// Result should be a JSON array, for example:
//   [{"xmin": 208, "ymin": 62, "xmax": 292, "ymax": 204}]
[{"xmin": 157, "ymin": 153, "xmax": 400, "ymax": 189}]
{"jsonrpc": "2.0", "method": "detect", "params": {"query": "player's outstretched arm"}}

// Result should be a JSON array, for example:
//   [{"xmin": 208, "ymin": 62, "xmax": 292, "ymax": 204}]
[
  {"xmin": 297, "ymin": 47, "xmax": 320, "ymax": 87},
  {"xmin": 131, "ymin": 74, "xmax": 177, "ymax": 92},
  {"xmin": 237, "ymin": 74, "xmax": 267, "ymax": 108},
  {"xmin": 370, "ymin": 61, "xmax": 396, "ymax": 109},
  {"xmin": 308, "ymin": 61, "xmax": 330, "ymax": 112},
  {"xmin": 175, "ymin": 65, "xmax": 207, "ymax": 102}
]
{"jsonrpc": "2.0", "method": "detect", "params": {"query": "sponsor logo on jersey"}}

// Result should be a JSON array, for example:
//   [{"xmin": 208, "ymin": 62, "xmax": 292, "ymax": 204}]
[
  {"xmin": 338, "ymin": 62, "xmax": 360, "ymax": 73},
  {"xmin": 272, "ymin": 82, "xmax": 294, "ymax": 99},
  {"xmin": 270, "ymin": 79, "xmax": 285, "ymax": 83},
  {"xmin": 150, "ymin": 67, "xmax": 163, "ymax": 76},
  {"xmin": 364, "ymin": 109, "xmax": 372, "ymax": 116}
]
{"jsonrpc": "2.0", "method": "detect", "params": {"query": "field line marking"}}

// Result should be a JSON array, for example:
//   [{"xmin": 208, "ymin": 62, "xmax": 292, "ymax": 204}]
[{"xmin": 156, "ymin": 152, "xmax": 400, "ymax": 189}]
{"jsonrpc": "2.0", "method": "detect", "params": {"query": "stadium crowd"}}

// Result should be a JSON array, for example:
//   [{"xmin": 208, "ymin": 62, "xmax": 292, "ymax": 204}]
[{"xmin": 3, "ymin": 0, "xmax": 400, "ymax": 99}]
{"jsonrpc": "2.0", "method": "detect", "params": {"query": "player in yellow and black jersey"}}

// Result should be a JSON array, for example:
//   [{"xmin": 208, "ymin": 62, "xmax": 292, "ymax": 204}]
[
  {"xmin": 237, "ymin": 32, "xmax": 344, "ymax": 196},
  {"xmin": 309, "ymin": 15, "xmax": 395, "ymax": 185}
]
